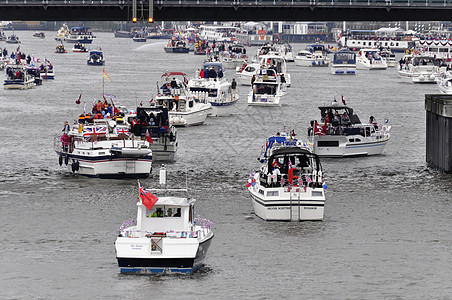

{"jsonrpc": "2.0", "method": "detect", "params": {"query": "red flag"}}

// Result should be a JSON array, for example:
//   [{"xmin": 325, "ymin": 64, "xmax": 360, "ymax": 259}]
[
  {"xmin": 288, "ymin": 160, "xmax": 294, "ymax": 185},
  {"xmin": 313, "ymin": 121, "xmax": 326, "ymax": 136},
  {"xmin": 139, "ymin": 183, "xmax": 159, "ymax": 211},
  {"xmin": 76, "ymin": 94, "xmax": 81, "ymax": 104},
  {"xmin": 342, "ymin": 95, "xmax": 346, "ymax": 106},
  {"xmin": 146, "ymin": 129, "xmax": 153, "ymax": 144}
]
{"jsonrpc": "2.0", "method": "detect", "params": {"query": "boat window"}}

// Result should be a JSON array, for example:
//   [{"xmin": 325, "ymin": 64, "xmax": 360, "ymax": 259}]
[
  {"xmin": 355, "ymin": 138, "xmax": 361, "ymax": 142},
  {"xmin": 267, "ymin": 191, "xmax": 279, "ymax": 197},
  {"xmin": 259, "ymin": 189, "xmax": 264, "ymax": 195},
  {"xmin": 189, "ymin": 100, "xmax": 194, "ymax": 108},
  {"xmin": 318, "ymin": 140, "xmax": 339, "ymax": 147},
  {"xmin": 311, "ymin": 191, "xmax": 323, "ymax": 197},
  {"xmin": 245, "ymin": 66, "xmax": 255, "ymax": 72},
  {"xmin": 147, "ymin": 205, "xmax": 180, "ymax": 218},
  {"xmin": 365, "ymin": 127, "xmax": 371, "ymax": 137},
  {"xmin": 348, "ymin": 138, "xmax": 354, "ymax": 142}
]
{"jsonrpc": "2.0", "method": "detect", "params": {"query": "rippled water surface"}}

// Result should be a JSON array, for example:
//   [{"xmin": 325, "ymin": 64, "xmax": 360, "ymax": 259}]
[{"xmin": 0, "ymin": 31, "xmax": 451, "ymax": 299}]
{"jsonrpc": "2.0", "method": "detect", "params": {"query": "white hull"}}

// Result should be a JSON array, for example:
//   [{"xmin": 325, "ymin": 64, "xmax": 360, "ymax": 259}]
[
  {"xmin": 250, "ymin": 187, "xmax": 325, "ymax": 221},
  {"xmin": 237, "ymin": 73, "xmax": 253, "ymax": 86},
  {"xmin": 330, "ymin": 64, "xmax": 356, "ymax": 75},
  {"xmin": 4, "ymin": 79, "xmax": 34, "ymax": 90},
  {"xmin": 356, "ymin": 60, "xmax": 387, "ymax": 70},
  {"xmin": 398, "ymin": 70, "xmax": 437, "ymax": 83},
  {"xmin": 169, "ymin": 106, "xmax": 210, "ymax": 126},
  {"xmin": 248, "ymin": 93, "xmax": 281, "ymax": 106},
  {"xmin": 312, "ymin": 136, "xmax": 389, "ymax": 157},
  {"xmin": 295, "ymin": 58, "xmax": 329, "ymax": 67}
]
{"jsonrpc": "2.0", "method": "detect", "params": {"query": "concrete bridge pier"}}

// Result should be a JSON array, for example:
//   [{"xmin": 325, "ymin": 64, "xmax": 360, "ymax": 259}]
[{"xmin": 425, "ymin": 94, "xmax": 452, "ymax": 173}]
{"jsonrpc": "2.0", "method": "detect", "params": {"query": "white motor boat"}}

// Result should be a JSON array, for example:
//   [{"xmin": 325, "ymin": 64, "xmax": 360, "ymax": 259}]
[
  {"xmin": 127, "ymin": 105, "xmax": 178, "ymax": 162},
  {"xmin": 156, "ymin": 72, "xmax": 211, "ymax": 126},
  {"xmin": 330, "ymin": 50, "xmax": 356, "ymax": 75},
  {"xmin": 436, "ymin": 71, "xmax": 452, "ymax": 94},
  {"xmin": 307, "ymin": 101, "xmax": 391, "ymax": 157},
  {"xmin": 54, "ymin": 23, "xmax": 69, "ymax": 41},
  {"xmin": 40, "ymin": 61, "xmax": 55, "ymax": 80},
  {"xmin": 380, "ymin": 49, "xmax": 397, "ymax": 67},
  {"xmin": 278, "ymin": 44, "xmax": 294, "ymax": 62},
  {"xmin": 398, "ymin": 55, "xmax": 442, "ymax": 83},
  {"xmin": 188, "ymin": 62, "xmax": 238, "ymax": 117},
  {"xmin": 258, "ymin": 53, "xmax": 291, "ymax": 87},
  {"xmin": 219, "ymin": 44, "xmax": 248, "ymax": 69},
  {"xmin": 247, "ymin": 68, "xmax": 285, "ymax": 106},
  {"xmin": 54, "ymin": 119, "xmax": 152, "ymax": 178},
  {"xmin": 248, "ymin": 133, "xmax": 327, "ymax": 221},
  {"xmin": 4, "ymin": 63, "xmax": 35, "ymax": 90},
  {"xmin": 356, "ymin": 48, "xmax": 388, "ymax": 70},
  {"xmin": 6, "ymin": 33, "xmax": 20, "ymax": 44},
  {"xmin": 236, "ymin": 62, "xmax": 260, "ymax": 86},
  {"xmin": 294, "ymin": 50, "xmax": 329, "ymax": 67},
  {"xmin": 115, "ymin": 167, "xmax": 214, "ymax": 273}
]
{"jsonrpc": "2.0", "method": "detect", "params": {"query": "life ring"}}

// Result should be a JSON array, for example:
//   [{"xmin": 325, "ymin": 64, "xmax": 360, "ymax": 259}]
[
  {"xmin": 64, "ymin": 155, "xmax": 69, "ymax": 165},
  {"xmin": 59, "ymin": 155, "xmax": 63, "ymax": 166}
]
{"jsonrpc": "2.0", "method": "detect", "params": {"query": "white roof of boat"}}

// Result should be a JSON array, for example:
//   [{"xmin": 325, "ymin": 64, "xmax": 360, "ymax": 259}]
[{"xmin": 139, "ymin": 196, "xmax": 192, "ymax": 207}]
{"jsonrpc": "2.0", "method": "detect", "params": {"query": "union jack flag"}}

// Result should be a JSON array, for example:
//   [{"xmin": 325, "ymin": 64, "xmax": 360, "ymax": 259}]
[
  {"xmin": 115, "ymin": 127, "xmax": 130, "ymax": 136},
  {"xmin": 305, "ymin": 175, "xmax": 312, "ymax": 184},
  {"xmin": 83, "ymin": 126, "xmax": 107, "ymax": 138}
]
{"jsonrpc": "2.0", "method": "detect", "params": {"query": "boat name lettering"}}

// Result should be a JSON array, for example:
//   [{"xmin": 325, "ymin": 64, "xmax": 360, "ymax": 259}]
[{"xmin": 131, "ymin": 244, "xmax": 143, "ymax": 250}]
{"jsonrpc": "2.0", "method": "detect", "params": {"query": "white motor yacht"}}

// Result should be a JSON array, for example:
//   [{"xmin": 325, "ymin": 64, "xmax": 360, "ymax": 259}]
[
  {"xmin": 247, "ymin": 68, "xmax": 285, "ymax": 106},
  {"xmin": 436, "ymin": 71, "xmax": 452, "ymax": 94},
  {"xmin": 4, "ymin": 63, "xmax": 35, "ymax": 90},
  {"xmin": 278, "ymin": 44, "xmax": 294, "ymax": 62},
  {"xmin": 258, "ymin": 53, "xmax": 291, "ymax": 87},
  {"xmin": 307, "ymin": 100, "xmax": 391, "ymax": 157},
  {"xmin": 188, "ymin": 62, "xmax": 238, "ymax": 117},
  {"xmin": 115, "ymin": 167, "xmax": 214, "ymax": 273},
  {"xmin": 219, "ymin": 44, "xmax": 248, "ymax": 69},
  {"xmin": 356, "ymin": 48, "xmax": 388, "ymax": 70},
  {"xmin": 248, "ymin": 133, "xmax": 327, "ymax": 221},
  {"xmin": 330, "ymin": 50, "xmax": 356, "ymax": 75},
  {"xmin": 54, "ymin": 118, "xmax": 152, "ymax": 178},
  {"xmin": 156, "ymin": 72, "xmax": 211, "ymax": 126},
  {"xmin": 236, "ymin": 62, "xmax": 260, "ymax": 86},
  {"xmin": 294, "ymin": 50, "xmax": 329, "ymax": 67},
  {"xmin": 398, "ymin": 55, "xmax": 442, "ymax": 83}
]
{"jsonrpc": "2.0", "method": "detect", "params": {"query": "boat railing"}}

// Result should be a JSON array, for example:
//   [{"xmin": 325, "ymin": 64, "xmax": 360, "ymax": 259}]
[{"xmin": 120, "ymin": 228, "xmax": 210, "ymax": 239}]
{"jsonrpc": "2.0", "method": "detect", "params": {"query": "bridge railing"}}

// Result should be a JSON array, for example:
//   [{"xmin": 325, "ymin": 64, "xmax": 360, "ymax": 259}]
[{"xmin": 1, "ymin": 0, "xmax": 452, "ymax": 6}]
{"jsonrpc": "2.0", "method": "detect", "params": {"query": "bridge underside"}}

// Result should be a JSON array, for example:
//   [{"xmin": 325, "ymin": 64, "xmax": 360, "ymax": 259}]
[{"xmin": 1, "ymin": 5, "xmax": 452, "ymax": 21}]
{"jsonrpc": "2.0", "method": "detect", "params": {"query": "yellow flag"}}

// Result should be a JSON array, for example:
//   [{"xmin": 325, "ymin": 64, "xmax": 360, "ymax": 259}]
[{"xmin": 103, "ymin": 68, "xmax": 110, "ymax": 81}]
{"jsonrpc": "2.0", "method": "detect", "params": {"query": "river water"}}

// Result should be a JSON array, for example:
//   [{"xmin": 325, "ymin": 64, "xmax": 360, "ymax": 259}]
[{"xmin": 0, "ymin": 31, "xmax": 451, "ymax": 299}]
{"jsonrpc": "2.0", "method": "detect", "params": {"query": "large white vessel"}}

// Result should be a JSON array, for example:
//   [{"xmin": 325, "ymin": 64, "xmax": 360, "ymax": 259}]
[
  {"xmin": 219, "ymin": 44, "xmax": 248, "ymax": 69},
  {"xmin": 330, "ymin": 50, "xmax": 356, "ymax": 75},
  {"xmin": 356, "ymin": 48, "xmax": 388, "ymax": 70},
  {"xmin": 247, "ymin": 68, "xmax": 284, "ymax": 106},
  {"xmin": 236, "ymin": 62, "xmax": 260, "ymax": 86},
  {"xmin": 115, "ymin": 169, "xmax": 214, "ymax": 273},
  {"xmin": 338, "ymin": 29, "xmax": 417, "ymax": 52},
  {"xmin": 258, "ymin": 53, "xmax": 291, "ymax": 87},
  {"xmin": 54, "ymin": 23, "xmax": 69, "ymax": 41},
  {"xmin": 54, "ymin": 118, "xmax": 152, "ymax": 178},
  {"xmin": 398, "ymin": 55, "xmax": 442, "ymax": 83},
  {"xmin": 199, "ymin": 25, "xmax": 237, "ymax": 42},
  {"xmin": 188, "ymin": 62, "xmax": 238, "ymax": 117},
  {"xmin": 66, "ymin": 26, "xmax": 95, "ymax": 44},
  {"xmin": 156, "ymin": 72, "xmax": 211, "ymax": 126},
  {"xmin": 248, "ymin": 133, "xmax": 327, "ymax": 221},
  {"xmin": 294, "ymin": 50, "xmax": 329, "ymax": 67},
  {"xmin": 307, "ymin": 101, "xmax": 391, "ymax": 157}
]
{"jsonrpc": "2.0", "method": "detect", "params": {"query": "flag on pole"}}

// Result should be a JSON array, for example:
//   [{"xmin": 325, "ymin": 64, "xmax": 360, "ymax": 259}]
[
  {"xmin": 103, "ymin": 68, "xmax": 110, "ymax": 81},
  {"xmin": 146, "ymin": 129, "xmax": 153, "ymax": 144},
  {"xmin": 139, "ymin": 183, "xmax": 159, "ymax": 211},
  {"xmin": 313, "ymin": 121, "xmax": 326, "ymax": 135}
]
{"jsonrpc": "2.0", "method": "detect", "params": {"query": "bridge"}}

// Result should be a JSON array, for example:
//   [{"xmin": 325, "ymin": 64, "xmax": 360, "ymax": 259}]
[{"xmin": 0, "ymin": 0, "xmax": 452, "ymax": 21}]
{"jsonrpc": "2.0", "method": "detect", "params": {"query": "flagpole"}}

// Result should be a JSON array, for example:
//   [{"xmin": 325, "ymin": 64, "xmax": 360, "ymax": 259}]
[
  {"xmin": 137, "ymin": 179, "xmax": 141, "ymax": 202},
  {"xmin": 102, "ymin": 69, "xmax": 105, "ymax": 98}
]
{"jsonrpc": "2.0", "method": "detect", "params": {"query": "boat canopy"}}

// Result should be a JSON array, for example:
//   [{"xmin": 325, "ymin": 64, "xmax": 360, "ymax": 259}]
[
  {"xmin": 308, "ymin": 44, "xmax": 326, "ymax": 52},
  {"xmin": 89, "ymin": 50, "xmax": 103, "ymax": 55},
  {"xmin": 267, "ymin": 147, "xmax": 321, "ymax": 174},
  {"xmin": 333, "ymin": 51, "xmax": 356, "ymax": 64},
  {"xmin": 318, "ymin": 105, "xmax": 361, "ymax": 125},
  {"xmin": 203, "ymin": 62, "xmax": 224, "ymax": 73},
  {"xmin": 264, "ymin": 136, "xmax": 298, "ymax": 158}
]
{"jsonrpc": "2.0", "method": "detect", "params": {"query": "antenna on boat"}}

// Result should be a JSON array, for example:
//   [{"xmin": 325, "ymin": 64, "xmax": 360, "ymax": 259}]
[{"xmin": 159, "ymin": 164, "xmax": 167, "ymax": 189}]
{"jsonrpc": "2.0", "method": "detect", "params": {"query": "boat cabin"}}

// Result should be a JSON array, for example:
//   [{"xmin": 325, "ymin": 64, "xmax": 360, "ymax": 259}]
[
  {"xmin": 256, "ymin": 68, "xmax": 278, "ymax": 81},
  {"xmin": 136, "ymin": 197, "xmax": 195, "ymax": 234},
  {"xmin": 332, "ymin": 51, "xmax": 356, "ymax": 65},
  {"xmin": 130, "ymin": 106, "xmax": 171, "ymax": 137},
  {"xmin": 261, "ymin": 147, "xmax": 323, "ymax": 189},
  {"xmin": 308, "ymin": 44, "xmax": 326, "ymax": 53}
]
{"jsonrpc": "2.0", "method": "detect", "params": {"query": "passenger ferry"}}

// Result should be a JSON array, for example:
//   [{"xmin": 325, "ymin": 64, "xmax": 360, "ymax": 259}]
[
  {"xmin": 415, "ymin": 39, "xmax": 452, "ymax": 59},
  {"xmin": 199, "ymin": 25, "xmax": 237, "ymax": 42},
  {"xmin": 115, "ymin": 167, "xmax": 214, "ymax": 273},
  {"xmin": 66, "ymin": 26, "xmax": 95, "ymax": 44},
  {"xmin": 307, "ymin": 100, "xmax": 391, "ymax": 157},
  {"xmin": 338, "ymin": 29, "xmax": 416, "ymax": 52},
  {"xmin": 330, "ymin": 50, "xmax": 356, "ymax": 75},
  {"xmin": 156, "ymin": 72, "xmax": 211, "ymax": 126},
  {"xmin": 188, "ymin": 62, "xmax": 238, "ymax": 117},
  {"xmin": 54, "ymin": 118, "xmax": 153, "ymax": 178},
  {"xmin": 248, "ymin": 133, "xmax": 326, "ymax": 221}
]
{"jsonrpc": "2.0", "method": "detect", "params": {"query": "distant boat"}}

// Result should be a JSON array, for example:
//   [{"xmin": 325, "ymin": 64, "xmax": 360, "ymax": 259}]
[
  {"xmin": 6, "ymin": 33, "xmax": 20, "ymax": 44},
  {"xmin": 66, "ymin": 26, "xmax": 95, "ymax": 44},
  {"xmin": 33, "ymin": 31, "xmax": 45, "ymax": 38},
  {"xmin": 87, "ymin": 50, "xmax": 105, "ymax": 66}
]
